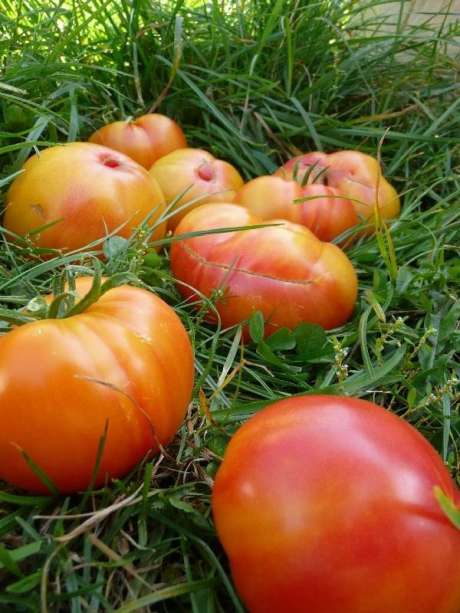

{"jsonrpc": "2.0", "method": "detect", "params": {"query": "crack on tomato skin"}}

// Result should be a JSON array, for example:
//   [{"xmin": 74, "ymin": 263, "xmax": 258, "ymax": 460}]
[{"xmin": 177, "ymin": 242, "xmax": 320, "ymax": 287}]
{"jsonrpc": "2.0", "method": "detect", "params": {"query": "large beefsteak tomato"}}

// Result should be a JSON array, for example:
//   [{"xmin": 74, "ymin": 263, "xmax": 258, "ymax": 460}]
[
  {"xmin": 170, "ymin": 203, "xmax": 357, "ymax": 336},
  {"xmin": 0, "ymin": 278, "xmax": 194, "ymax": 494},
  {"xmin": 213, "ymin": 395, "xmax": 460, "ymax": 613}
]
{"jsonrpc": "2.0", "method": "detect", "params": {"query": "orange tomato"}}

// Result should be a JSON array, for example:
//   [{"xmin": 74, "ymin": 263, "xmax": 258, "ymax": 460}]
[
  {"xmin": 149, "ymin": 148, "xmax": 244, "ymax": 230},
  {"xmin": 213, "ymin": 395, "xmax": 460, "ymax": 613},
  {"xmin": 89, "ymin": 113, "xmax": 187, "ymax": 169},
  {"xmin": 4, "ymin": 142, "xmax": 166, "ymax": 252},
  {"xmin": 235, "ymin": 175, "xmax": 358, "ymax": 242},
  {"xmin": 0, "ymin": 277, "xmax": 194, "ymax": 493},
  {"xmin": 170, "ymin": 203, "xmax": 357, "ymax": 336},
  {"xmin": 275, "ymin": 150, "xmax": 400, "ymax": 233}
]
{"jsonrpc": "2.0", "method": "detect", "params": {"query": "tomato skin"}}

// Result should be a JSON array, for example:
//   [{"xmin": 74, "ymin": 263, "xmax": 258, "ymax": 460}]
[
  {"xmin": 276, "ymin": 150, "xmax": 400, "ymax": 232},
  {"xmin": 235, "ymin": 175, "xmax": 358, "ymax": 242},
  {"xmin": 149, "ymin": 148, "xmax": 244, "ymax": 230},
  {"xmin": 212, "ymin": 395, "xmax": 460, "ymax": 613},
  {"xmin": 4, "ymin": 142, "xmax": 166, "ymax": 252},
  {"xmin": 0, "ymin": 278, "xmax": 194, "ymax": 494},
  {"xmin": 89, "ymin": 113, "xmax": 187, "ymax": 169},
  {"xmin": 170, "ymin": 203, "xmax": 357, "ymax": 336}
]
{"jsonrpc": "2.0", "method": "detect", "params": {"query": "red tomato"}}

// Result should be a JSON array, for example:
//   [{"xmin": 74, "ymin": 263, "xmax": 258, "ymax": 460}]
[
  {"xmin": 275, "ymin": 150, "xmax": 400, "ymax": 233},
  {"xmin": 235, "ymin": 175, "xmax": 358, "ymax": 242},
  {"xmin": 89, "ymin": 113, "xmax": 187, "ymax": 169},
  {"xmin": 0, "ymin": 278, "xmax": 194, "ymax": 493},
  {"xmin": 170, "ymin": 203, "xmax": 357, "ymax": 336},
  {"xmin": 213, "ymin": 395, "xmax": 460, "ymax": 613},
  {"xmin": 149, "ymin": 148, "xmax": 244, "ymax": 230},
  {"xmin": 4, "ymin": 142, "xmax": 166, "ymax": 252}
]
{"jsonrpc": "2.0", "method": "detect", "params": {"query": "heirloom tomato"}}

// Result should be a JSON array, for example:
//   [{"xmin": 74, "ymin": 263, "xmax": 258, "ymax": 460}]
[
  {"xmin": 89, "ymin": 113, "xmax": 187, "ymax": 169},
  {"xmin": 0, "ymin": 278, "xmax": 194, "ymax": 494},
  {"xmin": 4, "ymin": 142, "xmax": 166, "ymax": 252},
  {"xmin": 213, "ymin": 395, "xmax": 460, "ymax": 613},
  {"xmin": 275, "ymin": 150, "xmax": 400, "ymax": 234},
  {"xmin": 149, "ymin": 148, "xmax": 243, "ymax": 230},
  {"xmin": 235, "ymin": 175, "xmax": 358, "ymax": 243},
  {"xmin": 170, "ymin": 203, "xmax": 357, "ymax": 337}
]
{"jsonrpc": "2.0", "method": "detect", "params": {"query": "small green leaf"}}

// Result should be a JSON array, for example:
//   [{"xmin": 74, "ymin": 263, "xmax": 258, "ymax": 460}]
[
  {"xmin": 143, "ymin": 251, "xmax": 163, "ymax": 268},
  {"xmin": 257, "ymin": 341, "xmax": 300, "ymax": 372},
  {"xmin": 103, "ymin": 236, "xmax": 128, "ymax": 259},
  {"xmin": 206, "ymin": 434, "xmax": 228, "ymax": 457},
  {"xmin": 294, "ymin": 323, "xmax": 329, "ymax": 360},
  {"xmin": 266, "ymin": 327, "xmax": 296, "ymax": 351},
  {"xmin": 248, "ymin": 311, "xmax": 264, "ymax": 343},
  {"xmin": 406, "ymin": 387, "xmax": 417, "ymax": 410}
]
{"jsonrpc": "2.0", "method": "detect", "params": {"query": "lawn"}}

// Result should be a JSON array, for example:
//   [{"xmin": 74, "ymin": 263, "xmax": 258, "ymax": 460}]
[{"xmin": 0, "ymin": 0, "xmax": 459, "ymax": 611}]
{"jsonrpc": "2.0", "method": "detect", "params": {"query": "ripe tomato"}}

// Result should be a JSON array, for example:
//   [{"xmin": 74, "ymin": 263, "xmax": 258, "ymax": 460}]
[
  {"xmin": 149, "ymin": 148, "xmax": 244, "ymax": 230},
  {"xmin": 89, "ymin": 113, "xmax": 187, "ymax": 169},
  {"xmin": 235, "ymin": 175, "xmax": 358, "ymax": 243},
  {"xmin": 275, "ymin": 150, "xmax": 400, "ymax": 233},
  {"xmin": 170, "ymin": 203, "xmax": 357, "ymax": 336},
  {"xmin": 4, "ymin": 142, "xmax": 166, "ymax": 253},
  {"xmin": 213, "ymin": 395, "xmax": 460, "ymax": 613},
  {"xmin": 0, "ymin": 278, "xmax": 194, "ymax": 494}
]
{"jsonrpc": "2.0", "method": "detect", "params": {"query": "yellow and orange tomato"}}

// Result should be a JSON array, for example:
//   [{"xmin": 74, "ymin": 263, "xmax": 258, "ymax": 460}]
[
  {"xmin": 235, "ymin": 175, "xmax": 358, "ymax": 243},
  {"xmin": 170, "ymin": 203, "xmax": 357, "ymax": 337},
  {"xmin": 89, "ymin": 113, "xmax": 187, "ymax": 169},
  {"xmin": 149, "ymin": 148, "xmax": 244, "ymax": 230},
  {"xmin": 274, "ymin": 150, "xmax": 400, "ymax": 236},
  {"xmin": 4, "ymin": 142, "xmax": 166, "ymax": 252},
  {"xmin": 213, "ymin": 395, "xmax": 460, "ymax": 613},
  {"xmin": 0, "ymin": 278, "xmax": 194, "ymax": 494}
]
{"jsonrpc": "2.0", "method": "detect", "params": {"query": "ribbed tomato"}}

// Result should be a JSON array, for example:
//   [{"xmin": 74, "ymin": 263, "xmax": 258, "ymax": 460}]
[
  {"xmin": 275, "ymin": 150, "xmax": 400, "ymax": 234},
  {"xmin": 149, "ymin": 148, "xmax": 244, "ymax": 230},
  {"xmin": 213, "ymin": 395, "xmax": 460, "ymax": 613},
  {"xmin": 89, "ymin": 113, "xmax": 187, "ymax": 169},
  {"xmin": 170, "ymin": 203, "xmax": 357, "ymax": 336},
  {"xmin": 235, "ymin": 175, "xmax": 358, "ymax": 242},
  {"xmin": 0, "ymin": 278, "xmax": 194, "ymax": 494},
  {"xmin": 4, "ymin": 142, "xmax": 166, "ymax": 252}
]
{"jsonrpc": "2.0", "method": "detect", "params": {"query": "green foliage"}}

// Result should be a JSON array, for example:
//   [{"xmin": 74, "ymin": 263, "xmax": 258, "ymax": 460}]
[{"xmin": 0, "ymin": 0, "xmax": 459, "ymax": 610}]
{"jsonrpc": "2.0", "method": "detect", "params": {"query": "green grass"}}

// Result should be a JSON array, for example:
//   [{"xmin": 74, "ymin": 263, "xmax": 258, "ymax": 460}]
[{"xmin": 0, "ymin": 0, "xmax": 459, "ymax": 610}]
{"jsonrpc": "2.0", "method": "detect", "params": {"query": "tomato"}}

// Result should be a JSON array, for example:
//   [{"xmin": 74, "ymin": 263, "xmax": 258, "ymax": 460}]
[
  {"xmin": 149, "ymin": 148, "xmax": 244, "ymax": 230},
  {"xmin": 170, "ymin": 203, "xmax": 357, "ymax": 336},
  {"xmin": 213, "ymin": 395, "xmax": 460, "ymax": 613},
  {"xmin": 275, "ymin": 150, "xmax": 400, "ymax": 232},
  {"xmin": 0, "ymin": 277, "xmax": 194, "ymax": 494},
  {"xmin": 89, "ymin": 113, "xmax": 187, "ymax": 169},
  {"xmin": 235, "ymin": 175, "xmax": 358, "ymax": 243},
  {"xmin": 4, "ymin": 142, "xmax": 166, "ymax": 253}
]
